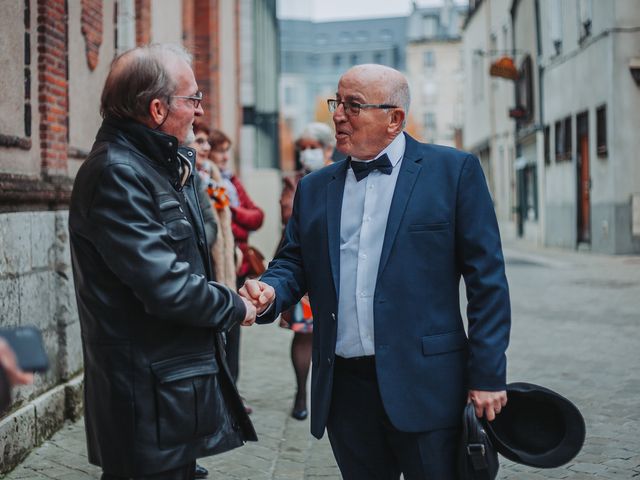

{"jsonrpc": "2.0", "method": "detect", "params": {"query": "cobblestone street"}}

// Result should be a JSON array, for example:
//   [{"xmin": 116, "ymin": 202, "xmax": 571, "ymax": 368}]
[{"xmin": 4, "ymin": 241, "xmax": 640, "ymax": 479}]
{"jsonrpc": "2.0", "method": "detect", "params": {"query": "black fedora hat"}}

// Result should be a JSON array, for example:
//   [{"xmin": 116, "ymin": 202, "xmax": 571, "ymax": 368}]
[{"xmin": 485, "ymin": 382, "xmax": 585, "ymax": 468}]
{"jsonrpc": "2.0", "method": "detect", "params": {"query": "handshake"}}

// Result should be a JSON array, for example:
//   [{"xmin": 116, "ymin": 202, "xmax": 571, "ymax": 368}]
[{"xmin": 237, "ymin": 279, "xmax": 276, "ymax": 326}]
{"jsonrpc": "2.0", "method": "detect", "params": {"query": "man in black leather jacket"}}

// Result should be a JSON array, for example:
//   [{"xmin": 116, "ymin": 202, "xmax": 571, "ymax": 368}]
[{"xmin": 69, "ymin": 44, "xmax": 257, "ymax": 480}]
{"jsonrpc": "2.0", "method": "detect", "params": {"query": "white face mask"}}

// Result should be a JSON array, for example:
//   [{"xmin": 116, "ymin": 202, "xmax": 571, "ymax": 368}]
[{"xmin": 300, "ymin": 148, "xmax": 325, "ymax": 172}]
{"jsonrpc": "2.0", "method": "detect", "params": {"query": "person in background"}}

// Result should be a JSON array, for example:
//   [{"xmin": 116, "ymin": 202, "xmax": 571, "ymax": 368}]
[
  {"xmin": 209, "ymin": 129, "xmax": 264, "ymax": 414},
  {"xmin": 278, "ymin": 122, "xmax": 335, "ymax": 420},
  {"xmin": 191, "ymin": 123, "xmax": 237, "ymax": 291},
  {"xmin": 0, "ymin": 338, "xmax": 34, "ymax": 413}
]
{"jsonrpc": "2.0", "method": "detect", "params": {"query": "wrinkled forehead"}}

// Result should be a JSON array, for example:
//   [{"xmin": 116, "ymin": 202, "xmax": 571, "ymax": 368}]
[{"xmin": 337, "ymin": 69, "xmax": 391, "ymax": 102}]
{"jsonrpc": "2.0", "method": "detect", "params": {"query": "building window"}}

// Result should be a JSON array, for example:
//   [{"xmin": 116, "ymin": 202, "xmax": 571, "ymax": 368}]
[
  {"xmin": 355, "ymin": 31, "xmax": 369, "ymax": 42},
  {"xmin": 555, "ymin": 116, "xmax": 572, "ymax": 162},
  {"xmin": 544, "ymin": 125, "xmax": 550, "ymax": 165},
  {"xmin": 425, "ymin": 112, "xmax": 436, "ymax": 129},
  {"xmin": 315, "ymin": 34, "xmax": 328, "ymax": 45},
  {"xmin": 339, "ymin": 32, "xmax": 352, "ymax": 44},
  {"xmin": 333, "ymin": 54, "xmax": 342, "ymax": 68},
  {"xmin": 472, "ymin": 54, "xmax": 484, "ymax": 102},
  {"xmin": 596, "ymin": 104, "xmax": 607, "ymax": 157},
  {"xmin": 423, "ymin": 50, "xmax": 435, "ymax": 69},
  {"xmin": 380, "ymin": 29, "xmax": 393, "ymax": 41},
  {"xmin": 350, "ymin": 54, "xmax": 359, "ymax": 66},
  {"xmin": 423, "ymin": 15, "xmax": 438, "ymax": 37},
  {"xmin": 516, "ymin": 55, "xmax": 534, "ymax": 123},
  {"xmin": 373, "ymin": 51, "xmax": 384, "ymax": 64},
  {"xmin": 307, "ymin": 55, "xmax": 319, "ymax": 67},
  {"xmin": 284, "ymin": 86, "xmax": 295, "ymax": 105}
]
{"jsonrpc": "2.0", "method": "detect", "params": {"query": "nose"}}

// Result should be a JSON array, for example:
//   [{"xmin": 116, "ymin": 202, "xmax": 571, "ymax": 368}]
[
  {"xmin": 195, "ymin": 103, "xmax": 204, "ymax": 116},
  {"xmin": 333, "ymin": 102, "xmax": 347, "ymax": 123}
]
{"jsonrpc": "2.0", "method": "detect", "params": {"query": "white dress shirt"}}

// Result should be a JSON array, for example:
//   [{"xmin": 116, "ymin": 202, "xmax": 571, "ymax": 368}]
[{"xmin": 335, "ymin": 134, "xmax": 406, "ymax": 358}]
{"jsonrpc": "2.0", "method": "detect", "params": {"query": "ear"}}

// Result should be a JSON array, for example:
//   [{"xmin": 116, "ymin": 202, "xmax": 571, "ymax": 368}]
[
  {"xmin": 149, "ymin": 98, "xmax": 168, "ymax": 126},
  {"xmin": 388, "ymin": 108, "xmax": 405, "ymax": 135}
]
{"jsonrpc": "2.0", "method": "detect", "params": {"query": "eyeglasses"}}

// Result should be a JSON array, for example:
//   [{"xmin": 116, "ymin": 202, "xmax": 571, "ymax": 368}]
[
  {"xmin": 327, "ymin": 99, "xmax": 398, "ymax": 116},
  {"xmin": 172, "ymin": 91, "xmax": 203, "ymax": 109}
]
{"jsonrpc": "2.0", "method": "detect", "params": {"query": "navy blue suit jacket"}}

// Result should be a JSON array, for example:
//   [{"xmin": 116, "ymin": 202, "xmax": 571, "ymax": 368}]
[{"xmin": 259, "ymin": 133, "xmax": 510, "ymax": 439}]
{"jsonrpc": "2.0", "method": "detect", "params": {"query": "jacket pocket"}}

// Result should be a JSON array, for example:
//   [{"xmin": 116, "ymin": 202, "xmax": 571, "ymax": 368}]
[
  {"xmin": 409, "ymin": 222, "xmax": 450, "ymax": 232},
  {"xmin": 151, "ymin": 352, "xmax": 222, "ymax": 448},
  {"xmin": 421, "ymin": 330, "xmax": 467, "ymax": 356}
]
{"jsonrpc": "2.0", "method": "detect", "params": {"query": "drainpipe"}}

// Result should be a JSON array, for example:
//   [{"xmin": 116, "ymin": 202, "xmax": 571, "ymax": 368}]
[
  {"xmin": 510, "ymin": 3, "xmax": 523, "ymax": 237},
  {"xmin": 534, "ymin": 0, "xmax": 545, "ymax": 245}
]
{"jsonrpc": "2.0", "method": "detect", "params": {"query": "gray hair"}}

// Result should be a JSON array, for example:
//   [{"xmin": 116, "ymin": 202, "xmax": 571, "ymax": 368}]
[
  {"xmin": 387, "ymin": 80, "xmax": 411, "ymax": 128},
  {"xmin": 298, "ymin": 122, "xmax": 336, "ymax": 149},
  {"xmin": 100, "ymin": 44, "xmax": 193, "ymax": 121}
]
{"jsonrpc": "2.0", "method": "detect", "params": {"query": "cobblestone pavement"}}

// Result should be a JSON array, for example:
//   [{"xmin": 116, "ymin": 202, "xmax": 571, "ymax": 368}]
[{"xmin": 4, "ymin": 241, "xmax": 640, "ymax": 479}]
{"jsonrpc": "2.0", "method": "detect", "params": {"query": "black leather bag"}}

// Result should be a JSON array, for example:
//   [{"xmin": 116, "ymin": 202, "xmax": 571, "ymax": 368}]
[{"xmin": 458, "ymin": 403, "xmax": 499, "ymax": 480}]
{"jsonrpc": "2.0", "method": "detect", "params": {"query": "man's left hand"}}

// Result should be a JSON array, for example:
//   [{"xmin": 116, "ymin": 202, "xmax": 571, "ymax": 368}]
[{"xmin": 468, "ymin": 389, "xmax": 507, "ymax": 421}]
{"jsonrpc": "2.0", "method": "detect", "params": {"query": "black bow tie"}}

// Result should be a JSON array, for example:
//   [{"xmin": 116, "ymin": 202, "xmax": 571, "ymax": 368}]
[{"xmin": 350, "ymin": 154, "xmax": 393, "ymax": 182}]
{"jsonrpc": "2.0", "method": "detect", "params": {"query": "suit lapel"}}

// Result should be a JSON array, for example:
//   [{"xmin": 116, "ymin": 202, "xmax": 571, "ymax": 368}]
[
  {"xmin": 326, "ymin": 161, "xmax": 348, "ymax": 299},
  {"xmin": 377, "ymin": 134, "xmax": 423, "ymax": 280}
]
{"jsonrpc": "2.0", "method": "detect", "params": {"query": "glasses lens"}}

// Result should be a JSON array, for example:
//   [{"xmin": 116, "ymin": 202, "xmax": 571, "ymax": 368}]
[
  {"xmin": 346, "ymin": 103, "xmax": 359, "ymax": 116},
  {"xmin": 327, "ymin": 100, "xmax": 336, "ymax": 112}
]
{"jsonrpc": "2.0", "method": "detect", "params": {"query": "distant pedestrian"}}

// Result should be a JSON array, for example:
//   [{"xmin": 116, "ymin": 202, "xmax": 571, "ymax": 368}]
[
  {"xmin": 69, "ymin": 44, "xmax": 257, "ymax": 480},
  {"xmin": 209, "ymin": 128, "xmax": 264, "ymax": 414},
  {"xmin": 278, "ymin": 122, "xmax": 335, "ymax": 420}
]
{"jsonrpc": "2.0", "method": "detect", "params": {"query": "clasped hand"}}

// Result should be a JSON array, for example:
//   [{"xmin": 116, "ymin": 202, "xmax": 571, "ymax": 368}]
[{"xmin": 238, "ymin": 279, "xmax": 276, "ymax": 326}]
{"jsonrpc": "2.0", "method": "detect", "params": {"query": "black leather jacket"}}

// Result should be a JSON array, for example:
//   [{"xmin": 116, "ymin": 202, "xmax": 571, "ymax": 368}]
[{"xmin": 69, "ymin": 118, "xmax": 257, "ymax": 477}]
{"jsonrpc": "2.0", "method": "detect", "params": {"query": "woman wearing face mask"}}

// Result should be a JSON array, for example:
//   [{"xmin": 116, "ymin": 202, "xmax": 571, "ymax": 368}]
[{"xmin": 278, "ymin": 122, "xmax": 335, "ymax": 420}]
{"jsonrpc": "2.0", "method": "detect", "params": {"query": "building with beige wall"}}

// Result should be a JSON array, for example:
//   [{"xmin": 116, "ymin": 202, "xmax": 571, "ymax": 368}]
[{"xmin": 406, "ymin": 1, "xmax": 467, "ymax": 147}]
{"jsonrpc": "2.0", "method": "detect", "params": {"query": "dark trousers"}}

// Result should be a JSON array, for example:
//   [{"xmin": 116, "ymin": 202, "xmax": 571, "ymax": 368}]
[
  {"xmin": 327, "ymin": 356, "xmax": 459, "ymax": 480},
  {"xmin": 101, "ymin": 462, "xmax": 195, "ymax": 480}
]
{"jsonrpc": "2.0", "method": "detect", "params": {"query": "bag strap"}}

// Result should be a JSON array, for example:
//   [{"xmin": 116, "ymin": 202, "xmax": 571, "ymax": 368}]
[{"xmin": 463, "ymin": 403, "xmax": 492, "ymax": 480}]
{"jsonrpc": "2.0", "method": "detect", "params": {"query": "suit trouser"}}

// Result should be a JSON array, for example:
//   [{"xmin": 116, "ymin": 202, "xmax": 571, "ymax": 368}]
[
  {"xmin": 101, "ymin": 461, "xmax": 195, "ymax": 480},
  {"xmin": 326, "ymin": 356, "xmax": 459, "ymax": 480}
]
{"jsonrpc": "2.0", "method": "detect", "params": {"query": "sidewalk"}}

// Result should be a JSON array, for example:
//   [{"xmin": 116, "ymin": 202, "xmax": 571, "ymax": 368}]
[{"xmin": 4, "ymin": 241, "xmax": 640, "ymax": 479}]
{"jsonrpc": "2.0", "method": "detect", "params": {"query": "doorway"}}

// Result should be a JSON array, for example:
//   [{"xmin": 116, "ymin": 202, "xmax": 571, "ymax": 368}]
[{"xmin": 576, "ymin": 111, "xmax": 590, "ymax": 244}]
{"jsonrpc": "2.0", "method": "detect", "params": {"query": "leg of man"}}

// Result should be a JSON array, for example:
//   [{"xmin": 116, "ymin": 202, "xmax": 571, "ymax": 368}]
[
  {"xmin": 101, "ymin": 461, "xmax": 196, "ymax": 480},
  {"xmin": 387, "ymin": 426, "xmax": 460, "ymax": 480},
  {"xmin": 326, "ymin": 356, "xmax": 400, "ymax": 480}
]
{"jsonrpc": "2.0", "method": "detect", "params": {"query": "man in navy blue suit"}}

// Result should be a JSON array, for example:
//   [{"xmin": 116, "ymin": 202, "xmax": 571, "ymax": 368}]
[{"xmin": 241, "ymin": 64, "xmax": 511, "ymax": 479}]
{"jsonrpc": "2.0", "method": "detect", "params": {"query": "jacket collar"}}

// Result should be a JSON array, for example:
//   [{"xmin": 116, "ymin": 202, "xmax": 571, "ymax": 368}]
[{"xmin": 98, "ymin": 117, "xmax": 184, "ymax": 187}]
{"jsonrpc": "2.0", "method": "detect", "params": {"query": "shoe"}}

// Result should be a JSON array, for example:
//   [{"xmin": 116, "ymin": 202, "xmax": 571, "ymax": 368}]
[
  {"xmin": 291, "ymin": 408, "xmax": 308, "ymax": 420},
  {"xmin": 194, "ymin": 463, "xmax": 208, "ymax": 479}
]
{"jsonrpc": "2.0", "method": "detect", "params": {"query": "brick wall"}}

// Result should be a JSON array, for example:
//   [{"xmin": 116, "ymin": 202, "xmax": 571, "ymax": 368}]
[
  {"xmin": 193, "ymin": 0, "xmax": 220, "ymax": 128},
  {"xmin": 37, "ymin": 0, "xmax": 68, "ymax": 177},
  {"xmin": 80, "ymin": 0, "xmax": 103, "ymax": 71},
  {"xmin": 135, "ymin": 0, "xmax": 151, "ymax": 45}
]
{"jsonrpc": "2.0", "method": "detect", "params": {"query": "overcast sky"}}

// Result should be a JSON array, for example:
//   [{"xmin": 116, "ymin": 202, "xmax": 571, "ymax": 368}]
[{"xmin": 277, "ymin": 0, "xmax": 466, "ymax": 21}]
